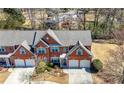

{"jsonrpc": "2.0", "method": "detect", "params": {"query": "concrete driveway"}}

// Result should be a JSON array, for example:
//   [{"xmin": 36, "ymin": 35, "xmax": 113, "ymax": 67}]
[
  {"xmin": 4, "ymin": 68, "xmax": 35, "ymax": 84},
  {"xmin": 63, "ymin": 68, "xmax": 93, "ymax": 84}
]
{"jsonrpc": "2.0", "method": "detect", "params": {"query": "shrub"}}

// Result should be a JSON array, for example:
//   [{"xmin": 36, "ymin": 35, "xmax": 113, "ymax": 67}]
[
  {"xmin": 35, "ymin": 61, "xmax": 47, "ymax": 74},
  {"xmin": 46, "ymin": 62, "xmax": 54, "ymax": 68},
  {"xmin": 35, "ymin": 61, "xmax": 53, "ymax": 74},
  {"xmin": 46, "ymin": 67, "xmax": 52, "ymax": 72},
  {"xmin": 92, "ymin": 59, "xmax": 103, "ymax": 71}
]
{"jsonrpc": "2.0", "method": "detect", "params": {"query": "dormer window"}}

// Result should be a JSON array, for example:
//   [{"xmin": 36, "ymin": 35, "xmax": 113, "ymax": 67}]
[
  {"xmin": 19, "ymin": 47, "xmax": 26, "ymax": 55},
  {"xmin": 0, "ymin": 47, "xmax": 6, "ymax": 52},
  {"xmin": 76, "ymin": 48, "xmax": 83, "ymax": 56}
]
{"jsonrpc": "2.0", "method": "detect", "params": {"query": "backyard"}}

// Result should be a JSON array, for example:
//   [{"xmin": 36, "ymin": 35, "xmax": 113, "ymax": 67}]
[{"xmin": 91, "ymin": 41, "xmax": 119, "ymax": 83}]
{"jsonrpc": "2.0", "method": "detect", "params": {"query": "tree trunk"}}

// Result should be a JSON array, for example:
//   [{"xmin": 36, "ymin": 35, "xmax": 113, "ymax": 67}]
[
  {"xmin": 109, "ymin": 9, "xmax": 117, "ymax": 34},
  {"xmin": 27, "ymin": 8, "xmax": 35, "ymax": 30},
  {"xmin": 93, "ymin": 9, "xmax": 100, "ymax": 32}
]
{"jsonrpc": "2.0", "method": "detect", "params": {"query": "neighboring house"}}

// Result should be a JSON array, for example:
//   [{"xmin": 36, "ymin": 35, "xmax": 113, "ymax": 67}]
[
  {"xmin": 0, "ymin": 29, "xmax": 93, "ymax": 68},
  {"xmin": 45, "ymin": 10, "xmax": 79, "ymax": 30}
]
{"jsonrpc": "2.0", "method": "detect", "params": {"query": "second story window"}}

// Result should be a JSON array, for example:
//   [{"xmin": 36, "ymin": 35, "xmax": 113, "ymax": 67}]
[
  {"xmin": 0, "ymin": 47, "xmax": 5, "ymax": 52},
  {"xmin": 50, "ymin": 47, "xmax": 59, "ymax": 52},
  {"xmin": 37, "ymin": 48, "xmax": 46, "ymax": 54},
  {"xmin": 19, "ymin": 47, "xmax": 26, "ymax": 55},
  {"xmin": 76, "ymin": 48, "xmax": 83, "ymax": 56}
]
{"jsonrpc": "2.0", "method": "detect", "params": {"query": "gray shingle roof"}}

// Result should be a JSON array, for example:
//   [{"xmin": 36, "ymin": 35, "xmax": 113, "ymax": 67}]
[
  {"xmin": 0, "ymin": 30, "xmax": 92, "ymax": 46},
  {"xmin": 53, "ymin": 30, "xmax": 92, "ymax": 46},
  {"xmin": 0, "ymin": 30, "xmax": 46, "ymax": 46}
]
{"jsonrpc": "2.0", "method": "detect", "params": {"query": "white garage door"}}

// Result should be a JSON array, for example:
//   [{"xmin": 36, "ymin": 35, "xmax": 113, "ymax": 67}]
[
  {"xmin": 15, "ymin": 59, "xmax": 25, "ymax": 67},
  {"xmin": 25, "ymin": 59, "xmax": 35, "ymax": 67},
  {"xmin": 80, "ymin": 60, "xmax": 90, "ymax": 68},
  {"xmin": 69, "ymin": 60, "xmax": 78, "ymax": 68}
]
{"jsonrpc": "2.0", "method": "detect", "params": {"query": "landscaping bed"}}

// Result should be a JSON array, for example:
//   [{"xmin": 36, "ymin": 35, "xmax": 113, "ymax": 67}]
[
  {"xmin": 32, "ymin": 69, "xmax": 68, "ymax": 84},
  {"xmin": 32, "ymin": 61, "xmax": 68, "ymax": 84}
]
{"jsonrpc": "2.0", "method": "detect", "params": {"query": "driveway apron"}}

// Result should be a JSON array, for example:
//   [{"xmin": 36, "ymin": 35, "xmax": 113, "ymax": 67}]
[{"xmin": 63, "ymin": 68, "xmax": 93, "ymax": 84}]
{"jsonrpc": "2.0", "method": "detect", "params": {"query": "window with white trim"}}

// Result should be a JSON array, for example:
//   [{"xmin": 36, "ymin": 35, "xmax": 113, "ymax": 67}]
[
  {"xmin": 37, "ymin": 47, "xmax": 46, "ymax": 54},
  {"xmin": 50, "ymin": 47, "xmax": 59, "ymax": 52},
  {"xmin": 76, "ymin": 48, "xmax": 83, "ymax": 56},
  {"xmin": 0, "ymin": 47, "xmax": 6, "ymax": 52},
  {"xmin": 19, "ymin": 47, "xmax": 26, "ymax": 55}
]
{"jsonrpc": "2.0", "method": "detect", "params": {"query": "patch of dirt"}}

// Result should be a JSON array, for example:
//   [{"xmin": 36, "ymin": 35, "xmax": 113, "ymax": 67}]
[{"xmin": 0, "ymin": 71, "xmax": 11, "ymax": 84}]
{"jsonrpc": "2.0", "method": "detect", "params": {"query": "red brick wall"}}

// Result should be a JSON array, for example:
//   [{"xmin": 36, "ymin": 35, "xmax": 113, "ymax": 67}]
[
  {"xmin": 36, "ymin": 48, "xmax": 50, "ymax": 61},
  {"xmin": 0, "ymin": 46, "xmax": 14, "ymax": 54},
  {"xmin": 68, "ymin": 46, "xmax": 91, "ymax": 61},
  {"xmin": 42, "ymin": 34, "xmax": 60, "ymax": 45},
  {"xmin": 11, "ymin": 46, "xmax": 34, "ymax": 60},
  {"xmin": 35, "ymin": 40, "xmax": 48, "ymax": 47},
  {"xmin": 35, "ymin": 46, "xmax": 67, "ymax": 62},
  {"xmin": 34, "ymin": 40, "xmax": 50, "ymax": 61}
]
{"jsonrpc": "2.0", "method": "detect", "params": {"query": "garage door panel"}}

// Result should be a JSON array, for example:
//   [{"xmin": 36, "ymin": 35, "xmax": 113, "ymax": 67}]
[
  {"xmin": 25, "ymin": 59, "xmax": 35, "ymax": 67},
  {"xmin": 69, "ymin": 60, "xmax": 78, "ymax": 68},
  {"xmin": 15, "ymin": 59, "xmax": 25, "ymax": 67},
  {"xmin": 80, "ymin": 60, "xmax": 90, "ymax": 68}
]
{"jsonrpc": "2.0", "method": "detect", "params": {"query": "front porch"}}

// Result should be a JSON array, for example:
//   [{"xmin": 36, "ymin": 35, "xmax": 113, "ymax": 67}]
[
  {"xmin": 0, "ymin": 54, "xmax": 12, "ymax": 67},
  {"xmin": 59, "ymin": 53, "xmax": 68, "ymax": 68}
]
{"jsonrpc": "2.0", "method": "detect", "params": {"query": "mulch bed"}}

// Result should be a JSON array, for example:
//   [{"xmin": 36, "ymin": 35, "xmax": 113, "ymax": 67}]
[{"xmin": 32, "ymin": 69, "xmax": 69, "ymax": 84}]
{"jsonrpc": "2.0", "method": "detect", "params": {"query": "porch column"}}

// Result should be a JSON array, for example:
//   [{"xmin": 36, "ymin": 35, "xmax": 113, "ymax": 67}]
[{"xmin": 5, "ymin": 58, "xmax": 11, "ymax": 67}]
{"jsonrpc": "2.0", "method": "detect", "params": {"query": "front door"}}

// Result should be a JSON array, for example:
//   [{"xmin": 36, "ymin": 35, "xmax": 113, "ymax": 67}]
[{"xmin": 60, "ymin": 58, "xmax": 67, "ymax": 67}]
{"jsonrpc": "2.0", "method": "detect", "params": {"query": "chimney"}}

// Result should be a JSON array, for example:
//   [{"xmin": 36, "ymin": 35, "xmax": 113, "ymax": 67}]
[{"xmin": 32, "ymin": 32, "xmax": 37, "ymax": 47}]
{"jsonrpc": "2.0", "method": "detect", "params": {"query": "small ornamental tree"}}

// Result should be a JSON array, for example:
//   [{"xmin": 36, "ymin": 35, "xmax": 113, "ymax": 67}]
[
  {"xmin": 35, "ymin": 61, "xmax": 52, "ymax": 74},
  {"xmin": 35, "ymin": 61, "xmax": 48, "ymax": 74},
  {"xmin": 92, "ymin": 59, "xmax": 103, "ymax": 71}
]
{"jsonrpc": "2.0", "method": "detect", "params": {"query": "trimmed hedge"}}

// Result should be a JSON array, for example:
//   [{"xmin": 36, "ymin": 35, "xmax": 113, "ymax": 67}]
[{"xmin": 92, "ymin": 59, "xmax": 103, "ymax": 71}]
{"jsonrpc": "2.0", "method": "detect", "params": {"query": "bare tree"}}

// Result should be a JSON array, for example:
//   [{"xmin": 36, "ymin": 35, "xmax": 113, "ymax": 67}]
[
  {"xmin": 93, "ymin": 8, "xmax": 100, "ymax": 32},
  {"xmin": 27, "ymin": 8, "xmax": 36, "ymax": 29}
]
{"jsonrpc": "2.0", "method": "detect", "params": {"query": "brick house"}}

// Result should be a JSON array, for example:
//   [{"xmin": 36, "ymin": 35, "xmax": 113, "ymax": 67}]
[{"xmin": 0, "ymin": 29, "xmax": 93, "ymax": 68}]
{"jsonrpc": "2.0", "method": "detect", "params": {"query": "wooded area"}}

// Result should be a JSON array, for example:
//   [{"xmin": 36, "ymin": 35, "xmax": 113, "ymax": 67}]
[{"xmin": 0, "ymin": 8, "xmax": 124, "ymax": 39}]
